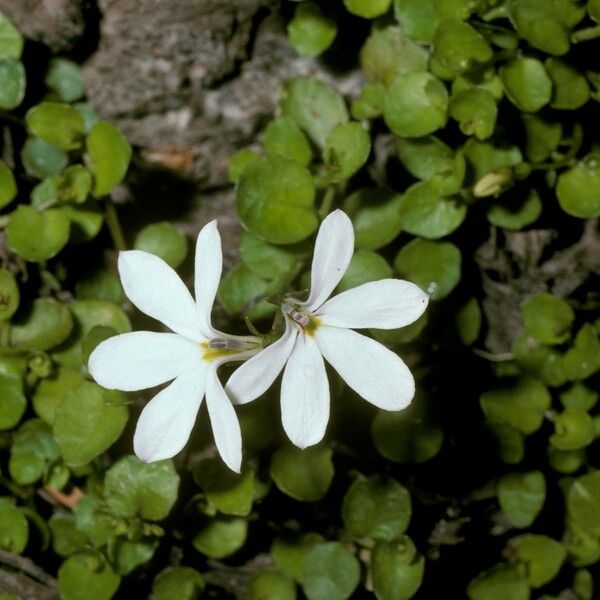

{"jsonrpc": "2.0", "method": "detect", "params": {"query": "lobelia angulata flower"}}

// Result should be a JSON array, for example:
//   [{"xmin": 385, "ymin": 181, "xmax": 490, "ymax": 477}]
[
  {"xmin": 88, "ymin": 221, "xmax": 261, "ymax": 472},
  {"xmin": 226, "ymin": 209, "xmax": 429, "ymax": 449}
]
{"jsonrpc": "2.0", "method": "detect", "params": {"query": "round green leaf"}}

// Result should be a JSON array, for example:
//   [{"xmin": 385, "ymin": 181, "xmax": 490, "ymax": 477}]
[
  {"xmin": 560, "ymin": 383, "xmax": 598, "ymax": 412},
  {"xmin": 21, "ymin": 137, "xmax": 69, "ymax": 180},
  {"xmin": 398, "ymin": 181, "xmax": 466, "ymax": 239},
  {"xmin": 384, "ymin": 72, "xmax": 448, "ymax": 137},
  {"xmin": 497, "ymin": 470, "xmax": 546, "ymax": 528},
  {"xmin": 487, "ymin": 189, "xmax": 542, "ymax": 230},
  {"xmin": 0, "ymin": 268, "xmax": 19, "ymax": 320},
  {"xmin": 342, "ymin": 475, "xmax": 411, "ymax": 542},
  {"xmin": 0, "ymin": 160, "xmax": 17, "ymax": 209},
  {"xmin": 545, "ymin": 58, "xmax": 589, "ymax": 110},
  {"xmin": 134, "ymin": 222, "xmax": 188, "ymax": 269},
  {"xmin": 480, "ymin": 377, "xmax": 551, "ymax": 435},
  {"xmin": 264, "ymin": 117, "xmax": 312, "ymax": 166},
  {"xmin": 58, "ymin": 555, "xmax": 120, "ymax": 600},
  {"xmin": 49, "ymin": 513, "xmax": 88, "ymax": 558},
  {"xmin": 568, "ymin": 471, "xmax": 600, "ymax": 539},
  {"xmin": 392, "ymin": 0, "xmax": 440, "ymax": 42},
  {"xmin": 75, "ymin": 270, "xmax": 124, "ymax": 304},
  {"xmin": 217, "ymin": 263, "xmax": 275, "ymax": 320},
  {"xmin": 281, "ymin": 77, "xmax": 348, "ymax": 148},
  {"xmin": 557, "ymin": 154, "xmax": 600, "ymax": 218},
  {"xmin": 249, "ymin": 571, "xmax": 297, "ymax": 600},
  {"xmin": 288, "ymin": 2, "xmax": 336, "ymax": 58},
  {"xmin": 33, "ymin": 366, "xmax": 85, "ymax": 425},
  {"xmin": 9, "ymin": 419, "xmax": 59, "ymax": 485},
  {"xmin": 548, "ymin": 446, "xmax": 585, "ymax": 474},
  {"xmin": 53, "ymin": 382, "xmax": 128, "ymax": 466},
  {"xmin": 44, "ymin": 58, "xmax": 85, "ymax": 103},
  {"xmin": 151, "ymin": 567, "xmax": 205, "ymax": 600},
  {"xmin": 449, "ymin": 87, "xmax": 497, "ymax": 140},
  {"xmin": 86, "ymin": 121, "xmax": 132, "ymax": 197},
  {"xmin": 272, "ymin": 533, "xmax": 325, "ymax": 582},
  {"xmin": 26, "ymin": 102, "xmax": 84, "ymax": 150},
  {"xmin": 0, "ymin": 57, "xmax": 25, "ymax": 110},
  {"xmin": 396, "ymin": 135, "xmax": 459, "ymax": 182},
  {"xmin": 228, "ymin": 149, "xmax": 262, "ymax": 183},
  {"xmin": 394, "ymin": 239, "xmax": 461, "ymax": 300},
  {"xmin": 522, "ymin": 114, "xmax": 562, "ymax": 163},
  {"xmin": 104, "ymin": 456, "xmax": 179, "ymax": 521},
  {"xmin": 301, "ymin": 542, "xmax": 360, "ymax": 600},
  {"xmin": 489, "ymin": 423, "xmax": 525, "ymax": 465},
  {"xmin": 351, "ymin": 83, "xmax": 386, "ymax": 119},
  {"xmin": 521, "ymin": 292, "xmax": 574, "ymax": 345},
  {"xmin": 193, "ymin": 517, "xmax": 247, "ymax": 559},
  {"xmin": 337, "ymin": 250, "xmax": 392, "ymax": 293},
  {"xmin": 344, "ymin": 0, "xmax": 391, "ymax": 18},
  {"xmin": 370, "ymin": 537, "xmax": 425, "ymax": 600},
  {"xmin": 467, "ymin": 565, "xmax": 529, "ymax": 600},
  {"xmin": 500, "ymin": 58, "xmax": 552, "ymax": 112},
  {"xmin": 323, "ymin": 122, "xmax": 371, "ymax": 182},
  {"xmin": 270, "ymin": 445, "xmax": 334, "ymax": 501},
  {"xmin": 0, "ymin": 12, "xmax": 23, "ymax": 59},
  {"xmin": 236, "ymin": 156, "xmax": 317, "ymax": 244},
  {"xmin": 0, "ymin": 374, "xmax": 26, "ymax": 430},
  {"xmin": 550, "ymin": 410, "xmax": 595, "ymax": 450},
  {"xmin": 0, "ymin": 499, "xmax": 28, "ymax": 553},
  {"xmin": 562, "ymin": 324, "xmax": 600, "ymax": 381},
  {"xmin": 463, "ymin": 139, "xmax": 523, "ymax": 183}
]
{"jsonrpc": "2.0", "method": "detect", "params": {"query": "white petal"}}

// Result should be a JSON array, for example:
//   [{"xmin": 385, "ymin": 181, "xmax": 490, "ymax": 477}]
[
  {"xmin": 318, "ymin": 279, "xmax": 429, "ymax": 329},
  {"xmin": 225, "ymin": 324, "xmax": 297, "ymax": 405},
  {"xmin": 89, "ymin": 331, "xmax": 200, "ymax": 391},
  {"xmin": 303, "ymin": 210, "xmax": 354, "ymax": 312},
  {"xmin": 205, "ymin": 369, "xmax": 242, "ymax": 473},
  {"xmin": 118, "ymin": 250, "xmax": 203, "ymax": 341},
  {"xmin": 281, "ymin": 333, "xmax": 330, "ymax": 448},
  {"xmin": 315, "ymin": 326, "xmax": 415, "ymax": 411},
  {"xmin": 194, "ymin": 220, "xmax": 222, "ymax": 336},
  {"xmin": 133, "ymin": 368, "xmax": 206, "ymax": 462}
]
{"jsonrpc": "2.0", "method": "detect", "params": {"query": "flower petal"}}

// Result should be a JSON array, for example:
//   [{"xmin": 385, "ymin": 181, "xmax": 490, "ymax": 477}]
[
  {"xmin": 315, "ymin": 326, "xmax": 415, "ymax": 411},
  {"xmin": 205, "ymin": 369, "xmax": 242, "ymax": 473},
  {"xmin": 194, "ymin": 220, "xmax": 222, "ymax": 336},
  {"xmin": 281, "ymin": 333, "xmax": 330, "ymax": 448},
  {"xmin": 119, "ymin": 250, "xmax": 203, "ymax": 341},
  {"xmin": 317, "ymin": 279, "xmax": 429, "ymax": 329},
  {"xmin": 225, "ymin": 323, "xmax": 297, "ymax": 405},
  {"xmin": 303, "ymin": 210, "xmax": 354, "ymax": 312},
  {"xmin": 88, "ymin": 331, "xmax": 200, "ymax": 391},
  {"xmin": 133, "ymin": 367, "xmax": 207, "ymax": 462}
]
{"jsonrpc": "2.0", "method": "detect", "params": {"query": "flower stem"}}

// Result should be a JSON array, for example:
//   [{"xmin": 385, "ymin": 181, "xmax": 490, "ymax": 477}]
[
  {"xmin": 572, "ymin": 25, "xmax": 600, "ymax": 43},
  {"xmin": 104, "ymin": 201, "xmax": 127, "ymax": 251},
  {"xmin": 318, "ymin": 186, "xmax": 336, "ymax": 219}
]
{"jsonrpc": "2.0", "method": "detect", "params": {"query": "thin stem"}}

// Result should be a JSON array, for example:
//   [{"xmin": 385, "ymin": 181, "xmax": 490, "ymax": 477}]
[
  {"xmin": 318, "ymin": 185, "xmax": 335, "ymax": 219},
  {"xmin": 472, "ymin": 349, "xmax": 514, "ymax": 362},
  {"xmin": 572, "ymin": 25, "xmax": 600, "ymax": 43},
  {"xmin": 104, "ymin": 201, "xmax": 126, "ymax": 251},
  {"xmin": 244, "ymin": 315, "xmax": 263, "ymax": 337}
]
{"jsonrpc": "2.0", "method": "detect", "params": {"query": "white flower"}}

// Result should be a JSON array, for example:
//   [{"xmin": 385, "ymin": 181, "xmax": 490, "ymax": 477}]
[
  {"xmin": 88, "ymin": 221, "xmax": 260, "ymax": 472},
  {"xmin": 226, "ymin": 210, "xmax": 429, "ymax": 449}
]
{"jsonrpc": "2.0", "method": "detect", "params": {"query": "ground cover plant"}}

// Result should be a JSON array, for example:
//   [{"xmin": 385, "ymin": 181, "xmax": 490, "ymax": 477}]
[{"xmin": 0, "ymin": 0, "xmax": 600, "ymax": 598}]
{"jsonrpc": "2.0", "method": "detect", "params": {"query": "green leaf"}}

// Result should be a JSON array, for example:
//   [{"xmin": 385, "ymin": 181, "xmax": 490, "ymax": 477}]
[
  {"xmin": 26, "ymin": 102, "xmax": 84, "ymax": 150},
  {"xmin": 392, "ymin": 0, "xmax": 440, "ymax": 42},
  {"xmin": 337, "ymin": 250, "xmax": 392, "ymax": 293},
  {"xmin": 455, "ymin": 297, "xmax": 481, "ymax": 345},
  {"xmin": 359, "ymin": 26, "xmax": 428, "ymax": 85},
  {"xmin": 32, "ymin": 366, "xmax": 85, "ymax": 425},
  {"xmin": 270, "ymin": 445, "xmax": 334, "ymax": 501},
  {"xmin": 49, "ymin": 513, "xmax": 88, "ymax": 557},
  {"xmin": 351, "ymin": 83, "xmax": 386, "ymax": 119},
  {"xmin": 236, "ymin": 156, "xmax": 317, "ymax": 244},
  {"xmin": 560, "ymin": 383, "xmax": 598, "ymax": 412},
  {"xmin": 342, "ymin": 475, "xmax": 411, "ymax": 543},
  {"xmin": 568, "ymin": 471, "xmax": 600, "ymax": 538},
  {"xmin": 500, "ymin": 58, "xmax": 552, "ymax": 112},
  {"xmin": 113, "ymin": 539, "xmax": 157, "ymax": 576},
  {"xmin": 394, "ymin": 238, "xmax": 461, "ymax": 300},
  {"xmin": 370, "ymin": 537, "xmax": 425, "ymax": 600},
  {"xmin": 9, "ymin": 298, "xmax": 73, "ymax": 352},
  {"xmin": 487, "ymin": 189, "xmax": 542, "ymax": 230},
  {"xmin": 249, "ymin": 571, "xmax": 297, "ymax": 600},
  {"xmin": 0, "ymin": 12, "xmax": 23, "ymax": 59},
  {"xmin": 0, "ymin": 374, "xmax": 26, "ymax": 430},
  {"xmin": 86, "ymin": 122, "xmax": 132, "ymax": 197},
  {"xmin": 0, "ymin": 268, "xmax": 19, "ymax": 320},
  {"xmin": 573, "ymin": 569, "xmax": 594, "ymax": 600},
  {"xmin": 301, "ymin": 542, "xmax": 360, "ymax": 600},
  {"xmin": 228, "ymin": 149, "xmax": 261, "ymax": 183},
  {"xmin": 343, "ymin": 188, "xmax": 403, "ymax": 250},
  {"xmin": 344, "ymin": 0, "xmax": 391, "ymax": 18},
  {"xmin": 272, "ymin": 533, "xmax": 324, "ymax": 582},
  {"xmin": 563, "ymin": 324, "xmax": 600, "ymax": 380},
  {"xmin": 0, "ymin": 58, "xmax": 25, "ymax": 110},
  {"xmin": 21, "ymin": 137, "xmax": 69, "ymax": 180},
  {"xmin": 449, "ymin": 88, "xmax": 497, "ymax": 140},
  {"xmin": 104, "ymin": 455, "xmax": 179, "ymax": 521},
  {"xmin": 522, "ymin": 114, "xmax": 562, "ymax": 163},
  {"xmin": 521, "ymin": 292, "xmax": 574, "ymax": 345},
  {"xmin": 53, "ymin": 382, "xmax": 128, "ymax": 466},
  {"xmin": 323, "ymin": 122, "xmax": 371, "ymax": 182},
  {"xmin": 384, "ymin": 72, "xmax": 448, "ymax": 138},
  {"xmin": 0, "ymin": 498, "xmax": 28, "ymax": 553},
  {"xmin": 398, "ymin": 181, "xmax": 466, "ymax": 239},
  {"xmin": 45, "ymin": 58, "xmax": 85, "ymax": 103},
  {"xmin": 57, "ymin": 555, "xmax": 120, "ymax": 600},
  {"xmin": 194, "ymin": 458, "xmax": 255, "ymax": 516},
  {"xmin": 193, "ymin": 517, "xmax": 247, "ymax": 558},
  {"xmin": 281, "ymin": 77, "xmax": 349, "ymax": 148},
  {"xmin": 467, "ymin": 565, "xmax": 529, "ymax": 600},
  {"xmin": 151, "ymin": 567, "xmax": 205, "ymax": 600},
  {"xmin": 264, "ymin": 117, "xmax": 312, "ymax": 166},
  {"xmin": 489, "ymin": 424, "xmax": 525, "ymax": 464},
  {"xmin": 134, "ymin": 222, "xmax": 188, "ymax": 269},
  {"xmin": 545, "ymin": 58, "xmax": 590, "ymax": 110},
  {"xmin": 547, "ymin": 446, "xmax": 585, "ymax": 474},
  {"xmin": 59, "ymin": 201, "xmax": 104, "ymax": 243},
  {"xmin": 7, "ymin": 205, "xmax": 70, "ymax": 262},
  {"xmin": 480, "ymin": 377, "xmax": 551, "ymax": 435},
  {"xmin": 372, "ymin": 409, "xmax": 443, "ymax": 463},
  {"xmin": 497, "ymin": 470, "xmax": 546, "ymax": 528},
  {"xmin": 0, "ymin": 160, "xmax": 17, "ymax": 209},
  {"xmin": 288, "ymin": 2, "xmax": 336, "ymax": 58},
  {"xmin": 506, "ymin": 0, "xmax": 585, "ymax": 56},
  {"xmin": 550, "ymin": 409, "xmax": 594, "ymax": 450},
  {"xmin": 75, "ymin": 270, "xmax": 124, "ymax": 304},
  {"xmin": 557, "ymin": 154, "xmax": 600, "ymax": 218},
  {"xmin": 463, "ymin": 139, "xmax": 523, "ymax": 183}
]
